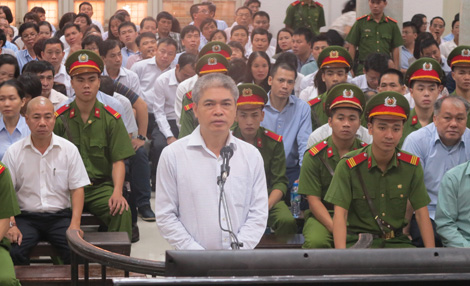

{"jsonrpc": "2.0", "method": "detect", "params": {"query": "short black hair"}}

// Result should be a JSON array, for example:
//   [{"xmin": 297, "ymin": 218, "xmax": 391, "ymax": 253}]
[
  {"xmin": 419, "ymin": 38, "xmax": 439, "ymax": 54},
  {"xmin": 364, "ymin": 53, "xmax": 389, "ymax": 74},
  {"xmin": 402, "ymin": 21, "xmax": 418, "ymax": 34},
  {"xmin": 271, "ymin": 61, "xmax": 297, "ymax": 80},
  {"xmin": 313, "ymin": 33, "xmax": 331, "ymax": 45},
  {"xmin": 251, "ymin": 28, "xmax": 272, "ymax": 43},
  {"xmin": 38, "ymin": 21, "xmax": 53, "ymax": 33},
  {"xmin": 23, "ymin": 12, "xmax": 40, "ymax": 23},
  {"xmin": 227, "ymin": 41, "xmax": 245, "ymax": 57},
  {"xmin": 200, "ymin": 18, "xmax": 217, "ymax": 32},
  {"xmin": 43, "ymin": 37, "xmax": 64, "ymax": 51},
  {"xmin": 0, "ymin": 54, "xmax": 20, "ymax": 79},
  {"xmin": 236, "ymin": 6, "xmax": 252, "ymax": 16},
  {"xmin": 82, "ymin": 34, "xmax": 103, "ymax": 49},
  {"xmin": 253, "ymin": 11, "xmax": 270, "ymax": 22},
  {"xmin": 0, "ymin": 79, "xmax": 25, "ymax": 99},
  {"xmin": 189, "ymin": 4, "xmax": 200, "ymax": 20},
  {"xmin": 246, "ymin": 0, "xmax": 261, "ymax": 7},
  {"xmin": 379, "ymin": 68, "xmax": 404, "ymax": 86},
  {"xmin": 230, "ymin": 25, "xmax": 249, "ymax": 37},
  {"xmin": 19, "ymin": 22, "xmax": 39, "ymax": 36},
  {"xmin": 136, "ymin": 32, "xmax": 156, "ymax": 46},
  {"xmin": 156, "ymin": 11, "xmax": 173, "ymax": 22},
  {"xmin": 276, "ymin": 51, "xmax": 299, "ymax": 71},
  {"xmin": 118, "ymin": 21, "xmax": 137, "ymax": 34},
  {"xmin": 18, "ymin": 72, "xmax": 42, "ymax": 99},
  {"xmin": 293, "ymin": 27, "xmax": 314, "ymax": 48},
  {"xmin": 157, "ymin": 37, "xmax": 178, "ymax": 50},
  {"xmin": 181, "ymin": 25, "xmax": 200, "ymax": 39},
  {"xmin": 75, "ymin": 13, "xmax": 92, "ymax": 25},
  {"xmin": 178, "ymin": 53, "xmax": 197, "ymax": 69},
  {"xmin": 452, "ymin": 19, "xmax": 459, "ymax": 29},
  {"xmin": 430, "ymin": 16, "xmax": 445, "ymax": 27},
  {"xmin": 210, "ymin": 30, "xmax": 227, "ymax": 42},
  {"xmin": 99, "ymin": 39, "xmax": 120, "ymax": 57},
  {"xmin": 79, "ymin": 2, "xmax": 93, "ymax": 10},
  {"xmin": 31, "ymin": 6, "xmax": 46, "ymax": 14},
  {"xmin": 140, "ymin": 16, "xmax": 157, "ymax": 29},
  {"xmin": 62, "ymin": 23, "xmax": 80, "ymax": 35},
  {"xmin": 0, "ymin": 29, "xmax": 5, "ymax": 47},
  {"xmin": 22, "ymin": 60, "xmax": 56, "ymax": 76},
  {"xmin": 33, "ymin": 38, "xmax": 47, "ymax": 60},
  {"xmin": 99, "ymin": 76, "xmax": 115, "ymax": 96}
]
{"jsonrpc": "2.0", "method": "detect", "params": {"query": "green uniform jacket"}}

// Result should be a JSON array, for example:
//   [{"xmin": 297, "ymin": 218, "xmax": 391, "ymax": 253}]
[
  {"xmin": 179, "ymin": 95, "xmax": 198, "ymax": 139},
  {"xmin": 324, "ymin": 145, "xmax": 430, "ymax": 235},
  {"xmin": 308, "ymin": 92, "xmax": 328, "ymax": 131},
  {"xmin": 233, "ymin": 127, "xmax": 288, "ymax": 196},
  {"xmin": 284, "ymin": 1, "xmax": 325, "ymax": 36},
  {"xmin": 298, "ymin": 136, "xmax": 367, "ymax": 201},
  {"xmin": 346, "ymin": 14, "xmax": 403, "ymax": 75},
  {"xmin": 53, "ymin": 100, "xmax": 135, "ymax": 181},
  {"xmin": 400, "ymin": 109, "xmax": 432, "ymax": 147},
  {"xmin": 0, "ymin": 163, "xmax": 20, "ymax": 250}
]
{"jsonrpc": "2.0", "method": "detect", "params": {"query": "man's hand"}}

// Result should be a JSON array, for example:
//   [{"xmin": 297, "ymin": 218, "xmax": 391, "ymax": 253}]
[
  {"xmin": 167, "ymin": 136, "xmax": 177, "ymax": 145},
  {"xmin": 131, "ymin": 138, "xmax": 145, "ymax": 151},
  {"xmin": 109, "ymin": 192, "xmax": 129, "ymax": 216},
  {"xmin": 7, "ymin": 226, "xmax": 22, "ymax": 245},
  {"xmin": 68, "ymin": 224, "xmax": 84, "ymax": 237}
]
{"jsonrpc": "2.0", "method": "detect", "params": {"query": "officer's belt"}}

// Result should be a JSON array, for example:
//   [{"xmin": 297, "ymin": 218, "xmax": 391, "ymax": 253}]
[
  {"xmin": 348, "ymin": 229, "xmax": 403, "ymax": 240},
  {"xmin": 355, "ymin": 167, "xmax": 399, "ymax": 236},
  {"xmin": 89, "ymin": 178, "xmax": 111, "ymax": 186}
]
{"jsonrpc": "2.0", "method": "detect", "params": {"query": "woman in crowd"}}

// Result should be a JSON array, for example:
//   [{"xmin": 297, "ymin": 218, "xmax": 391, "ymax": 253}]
[
  {"xmin": 210, "ymin": 29, "xmax": 227, "ymax": 42},
  {"xmin": 104, "ymin": 13, "xmax": 125, "ymax": 41},
  {"xmin": 411, "ymin": 13, "xmax": 428, "ymax": 34},
  {"xmin": 245, "ymin": 51, "xmax": 271, "ymax": 92},
  {"xmin": 274, "ymin": 28, "xmax": 293, "ymax": 59}
]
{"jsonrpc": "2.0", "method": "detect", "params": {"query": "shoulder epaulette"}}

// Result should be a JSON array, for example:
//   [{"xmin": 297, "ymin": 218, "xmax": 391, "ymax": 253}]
[
  {"xmin": 315, "ymin": 1, "xmax": 323, "ymax": 7},
  {"xmin": 386, "ymin": 16, "xmax": 398, "ymax": 23},
  {"xmin": 104, "ymin": 105, "xmax": 121, "ymax": 119},
  {"xmin": 397, "ymin": 152, "xmax": 419, "ymax": 166},
  {"xmin": 291, "ymin": 1, "xmax": 301, "ymax": 6},
  {"xmin": 308, "ymin": 140, "xmax": 327, "ymax": 157},
  {"xmin": 184, "ymin": 102, "xmax": 194, "ymax": 111},
  {"xmin": 411, "ymin": 115, "xmax": 418, "ymax": 126},
  {"xmin": 0, "ymin": 163, "xmax": 5, "ymax": 175},
  {"xmin": 361, "ymin": 141, "xmax": 368, "ymax": 147},
  {"xmin": 356, "ymin": 14, "xmax": 368, "ymax": 21},
  {"xmin": 54, "ymin": 104, "xmax": 70, "ymax": 118},
  {"xmin": 346, "ymin": 152, "xmax": 368, "ymax": 169},
  {"xmin": 186, "ymin": 91, "xmax": 192, "ymax": 100},
  {"xmin": 264, "ymin": 129, "xmax": 282, "ymax": 142},
  {"xmin": 308, "ymin": 97, "xmax": 321, "ymax": 107}
]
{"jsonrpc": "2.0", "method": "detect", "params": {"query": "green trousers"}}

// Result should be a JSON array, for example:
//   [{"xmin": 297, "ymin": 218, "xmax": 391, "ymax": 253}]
[
  {"xmin": 0, "ymin": 242, "xmax": 20, "ymax": 286},
  {"xmin": 302, "ymin": 210, "xmax": 333, "ymax": 248},
  {"xmin": 267, "ymin": 201, "xmax": 298, "ymax": 235},
  {"xmin": 85, "ymin": 183, "xmax": 132, "ymax": 239}
]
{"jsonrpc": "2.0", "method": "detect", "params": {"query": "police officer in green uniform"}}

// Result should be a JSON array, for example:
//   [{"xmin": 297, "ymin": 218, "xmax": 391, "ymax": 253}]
[
  {"xmin": 346, "ymin": 0, "xmax": 402, "ymax": 76},
  {"xmin": 0, "ymin": 163, "xmax": 21, "ymax": 286},
  {"xmin": 179, "ymin": 53, "xmax": 230, "ymax": 138},
  {"xmin": 308, "ymin": 46, "xmax": 352, "ymax": 131},
  {"xmin": 400, "ymin": 58, "xmax": 445, "ymax": 146},
  {"xmin": 447, "ymin": 45, "xmax": 470, "ymax": 128},
  {"xmin": 325, "ymin": 91, "xmax": 435, "ymax": 248},
  {"xmin": 299, "ymin": 83, "xmax": 367, "ymax": 248},
  {"xmin": 284, "ymin": 0, "xmax": 325, "ymax": 36},
  {"xmin": 54, "ymin": 50, "xmax": 135, "ymax": 239},
  {"xmin": 232, "ymin": 83, "xmax": 297, "ymax": 235}
]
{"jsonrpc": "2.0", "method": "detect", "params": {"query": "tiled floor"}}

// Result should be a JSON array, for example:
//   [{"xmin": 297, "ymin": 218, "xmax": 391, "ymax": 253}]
[{"xmin": 130, "ymin": 194, "xmax": 171, "ymax": 262}]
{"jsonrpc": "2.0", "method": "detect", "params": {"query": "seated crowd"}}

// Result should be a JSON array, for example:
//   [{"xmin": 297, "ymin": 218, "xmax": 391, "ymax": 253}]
[{"xmin": 1, "ymin": 0, "xmax": 470, "ymax": 284}]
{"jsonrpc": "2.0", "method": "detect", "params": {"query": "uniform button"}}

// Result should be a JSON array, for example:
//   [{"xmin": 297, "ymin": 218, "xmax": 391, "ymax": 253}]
[
  {"xmin": 381, "ymin": 194, "xmax": 385, "ymax": 198},
  {"xmin": 362, "ymin": 196, "xmax": 365, "ymax": 199},
  {"xmin": 382, "ymin": 213, "xmax": 386, "ymax": 216},
  {"xmin": 400, "ymin": 194, "xmax": 404, "ymax": 198},
  {"xmin": 377, "ymin": 41, "xmax": 380, "ymax": 44},
  {"xmin": 88, "ymin": 120, "xmax": 92, "ymax": 124},
  {"xmin": 377, "ymin": 32, "xmax": 379, "ymax": 34},
  {"xmin": 382, "ymin": 173, "xmax": 385, "ymax": 177}
]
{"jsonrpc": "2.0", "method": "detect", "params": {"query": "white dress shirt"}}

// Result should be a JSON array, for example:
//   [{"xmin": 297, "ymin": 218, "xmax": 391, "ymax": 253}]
[
  {"xmin": 2, "ymin": 134, "xmax": 90, "ymax": 213},
  {"xmin": 155, "ymin": 126, "xmax": 268, "ymax": 250},
  {"xmin": 49, "ymin": 89, "xmax": 69, "ymax": 110},
  {"xmin": 175, "ymin": 74, "xmax": 198, "ymax": 123},
  {"xmin": 102, "ymin": 67, "xmax": 143, "ymax": 99},
  {"xmin": 113, "ymin": 92, "xmax": 138, "ymax": 135},
  {"xmin": 92, "ymin": 19, "xmax": 105, "ymax": 34},
  {"xmin": 54, "ymin": 65, "xmax": 74, "ymax": 97},
  {"xmin": 307, "ymin": 123, "xmax": 373, "ymax": 149},
  {"xmin": 152, "ymin": 68, "xmax": 179, "ymax": 138},
  {"xmin": 131, "ymin": 57, "xmax": 174, "ymax": 112}
]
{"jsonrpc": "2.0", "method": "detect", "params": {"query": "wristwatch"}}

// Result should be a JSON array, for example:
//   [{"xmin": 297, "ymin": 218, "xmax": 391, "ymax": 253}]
[
  {"xmin": 9, "ymin": 221, "xmax": 16, "ymax": 228},
  {"xmin": 137, "ymin": 134, "xmax": 147, "ymax": 141}
]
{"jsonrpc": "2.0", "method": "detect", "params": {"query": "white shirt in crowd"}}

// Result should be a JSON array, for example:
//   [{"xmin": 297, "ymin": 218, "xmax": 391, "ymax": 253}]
[
  {"xmin": 54, "ymin": 65, "xmax": 74, "ymax": 97},
  {"xmin": 152, "ymin": 68, "xmax": 180, "ymax": 138},
  {"xmin": 102, "ymin": 67, "xmax": 143, "ymax": 99},
  {"xmin": 307, "ymin": 123, "xmax": 373, "ymax": 149},
  {"xmin": 49, "ymin": 89, "xmax": 69, "ymax": 111}
]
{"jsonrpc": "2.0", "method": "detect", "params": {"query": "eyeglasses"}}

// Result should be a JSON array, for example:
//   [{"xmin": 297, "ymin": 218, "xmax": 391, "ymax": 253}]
[{"xmin": 22, "ymin": 32, "xmax": 37, "ymax": 39}]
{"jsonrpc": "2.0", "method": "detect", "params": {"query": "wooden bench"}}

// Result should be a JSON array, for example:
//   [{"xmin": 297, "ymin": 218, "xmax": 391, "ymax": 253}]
[{"xmin": 15, "ymin": 264, "xmax": 145, "ymax": 286}]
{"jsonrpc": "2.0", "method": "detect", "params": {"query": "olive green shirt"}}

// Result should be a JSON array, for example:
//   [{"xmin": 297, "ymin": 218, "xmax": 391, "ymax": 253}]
[
  {"xmin": 0, "ymin": 164, "xmax": 20, "ymax": 250},
  {"xmin": 298, "ymin": 136, "xmax": 366, "ymax": 200},
  {"xmin": 178, "ymin": 95, "xmax": 198, "ymax": 139},
  {"xmin": 284, "ymin": 1, "xmax": 326, "ymax": 36},
  {"xmin": 53, "ymin": 100, "xmax": 135, "ymax": 181},
  {"xmin": 400, "ymin": 109, "xmax": 432, "ymax": 147},
  {"xmin": 346, "ymin": 14, "xmax": 403, "ymax": 75},
  {"xmin": 233, "ymin": 127, "xmax": 288, "ymax": 195},
  {"xmin": 309, "ymin": 92, "xmax": 328, "ymax": 131},
  {"xmin": 324, "ymin": 145, "xmax": 430, "ymax": 234}
]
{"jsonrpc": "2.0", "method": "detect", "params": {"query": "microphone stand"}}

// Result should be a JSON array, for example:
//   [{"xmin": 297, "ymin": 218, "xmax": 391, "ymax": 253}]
[{"xmin": 217, "ymin": 148, "xmax": 243, "ymax": 250}]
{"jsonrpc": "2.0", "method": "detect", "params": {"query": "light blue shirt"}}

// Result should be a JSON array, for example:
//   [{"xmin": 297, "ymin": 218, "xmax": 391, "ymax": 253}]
[
  {"xmin": 297, "ymin": 54, "xmax": 315, "ymax": 73},
  {"xmin": 443, "ymin": 33, "xmax": 454, "ymax": 42},
  {"xmin": 15, "ymin": 49, "xmax": 37, "ymax": 73},
  {"xmin": 0, "ymin": 116, "xmax": 30, "ymax": 160},
  {"xmin": 121, "ymin": 47, "xmax": 139, "ymax": 68},
  {"xmin": 261, "ymin": 94, "xmax": 311, "ymax": 169},
  {"xmin": 402, "ymin": 123, "xmax": 470, "ymax": 219},
  {"xmin": 300, "ymin": 60, "xmax": 318, "ymax": 76},
  {"xmin": 4, "ymin": 41, "xmax": 18, "ymax": 52},
  {"xmin": 436, "ymin": 161, "xmax": 470, "ymax": 247},
  {"xmin": 400, "ymin": 45, "xmax": 413, "ymax": 70}
]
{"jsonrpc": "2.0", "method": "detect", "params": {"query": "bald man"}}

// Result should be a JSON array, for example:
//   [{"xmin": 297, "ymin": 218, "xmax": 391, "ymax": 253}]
[{"xmin": 3, "ymin": 97, "xmax": 89, "ymax": 265}]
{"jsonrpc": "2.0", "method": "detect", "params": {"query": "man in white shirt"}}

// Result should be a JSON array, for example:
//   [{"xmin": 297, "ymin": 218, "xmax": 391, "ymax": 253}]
[
  {"xmin": 22, "ymin": 61, "xmax": 68, "ymax": 110},
  {"xmin": 155, "ymin": 73, "xmax": 268, "ymax": 250},
  {"xmin": 440, "ymin": 19, "xmax": 459, "ymax": 59},
  {"xmin": 3, "ymin": 97, "xmax": 89, "ymax": 265},
  {"xmin": 41, "ymin": 38, "xmax": 73, "ymax": 97},
  {"xmin": 118, "ymin": 22, "xmax": 140, "ymax": 68},
  {"xmin": 78, "ymin": 1, "xmax": 104, "ymax": 34}
]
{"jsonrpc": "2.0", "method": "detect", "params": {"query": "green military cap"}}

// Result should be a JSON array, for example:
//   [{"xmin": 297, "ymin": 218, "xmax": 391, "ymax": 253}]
[
  {"xmin": 65, "ymin": 49, "xmax": 104, "ymax": 76},
  {"xmin": 198, "ymin": 41, "xmax": 232, "ymax": 60},
  {"xmin": 364, "ymin": 91, "xmax": 410, "ymax": 121},
  {"xmin": 324, "ymin": 83, "xmax": 366, "ymax": 116},
  {"xmin": 196, "ymin": 53, "xmax": 230, "ymax": 75},
  {"xmin": 447, "ymin": 45, "xmax": 470, "ymax": 68},
  {"xmin": 236, "ymin": 83, "xmax": 268, "ymax": 107},
  {"xmin": 317, "ymin": 45, "xmax": 353, "ymax": 70},
  {"xmin": 404, "ymin": 57, "xmax": 445, "ymax": 88}
]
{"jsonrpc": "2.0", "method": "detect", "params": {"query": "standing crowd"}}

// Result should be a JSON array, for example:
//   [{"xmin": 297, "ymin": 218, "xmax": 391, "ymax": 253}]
[{"xmin": 2, "ymin": 0, "xmax": 470, "ymax": 284}]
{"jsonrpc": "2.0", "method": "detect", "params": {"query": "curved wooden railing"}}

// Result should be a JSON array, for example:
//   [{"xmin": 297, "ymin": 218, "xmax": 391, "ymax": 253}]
[{"xmin": 66, "ymin": 229, "xmax": 166, "ymax": 277}]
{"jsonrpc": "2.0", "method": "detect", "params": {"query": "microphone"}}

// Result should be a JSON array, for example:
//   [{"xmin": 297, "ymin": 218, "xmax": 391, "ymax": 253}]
[{"xmin": 220, "ymin": 145, "xmax": 234, "ymax": 182}]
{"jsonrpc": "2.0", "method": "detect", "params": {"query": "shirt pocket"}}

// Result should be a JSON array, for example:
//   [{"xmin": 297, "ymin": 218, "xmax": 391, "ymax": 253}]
[
  {"xmin": 380, "ymin": 33, "xmax": 392, "ymax": 46},
  {"xmin": 52, "ymin": 169, "xmax": 69, "ymax": 192},
  {"xmin": 352, "ymin": 185, "xmax": 375, "ymax": 212},
  {"xmin": 388, "ymin": 186, "xmax": 408, "ymax": 213},
  {"xmin": 88, "ymin": 138, "xmax": 109, "ymax": 173}
]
